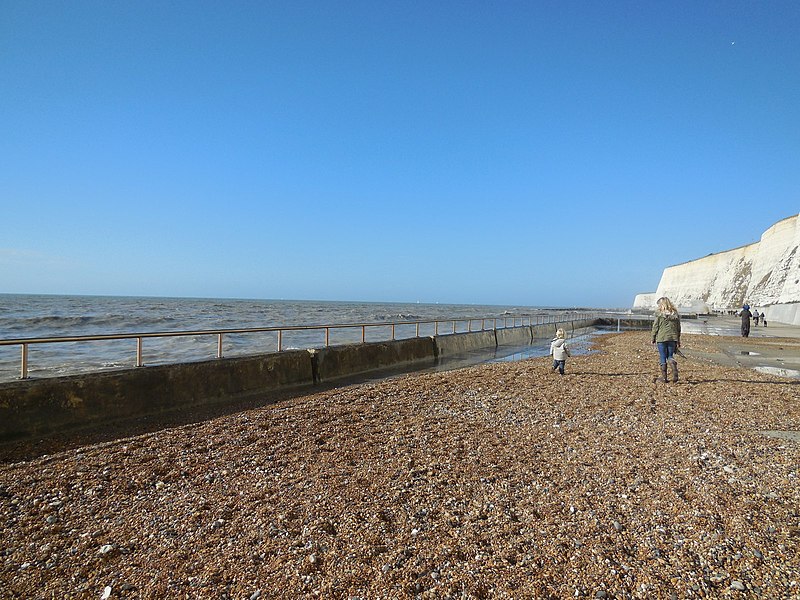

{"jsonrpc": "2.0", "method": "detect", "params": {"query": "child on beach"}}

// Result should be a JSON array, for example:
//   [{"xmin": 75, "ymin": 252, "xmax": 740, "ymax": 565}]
[{"xmin": 550, "ymin": 328, "xmax": 571, "ymax": 375}]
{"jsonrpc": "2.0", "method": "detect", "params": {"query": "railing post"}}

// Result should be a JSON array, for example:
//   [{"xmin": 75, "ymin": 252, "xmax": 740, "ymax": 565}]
[
  {"xmin": 435, "ymin": 321, "xmax": 439, "ymax": 335},
  {"xmin": 20, "ymin": 343, "xmax": 28, "ymax": 379},
  {"xmin": 278, "ymin": 330, "xmax": 283, "ymax": 352},
  {"xmin": 325, "ymin": 327, "xmax": 330, "ymax": 347},
  {"xmin": 452, "ymin": 321, "xmax": 456, "ymax": 334},
  {"xmin": 217, "ymin": 333, "xmax": 223, "ymax": 358},
  {"xmin": 136, "ymin": 337, "xmax": 143, "ymax": 367},
  {"xmin": 362, "ymin": 325, "xmax": 366, "ymax": 343},
  {"xmin": 391, "ymin": 323, "xmax": 395, "ymax": 340},
  {"xmin": 415, "ymin": 322, "xmax": 420, "ymax": 337},
  {"xmin": 493, "ymin": 318, "xmax": 497, "ymax": 330}
]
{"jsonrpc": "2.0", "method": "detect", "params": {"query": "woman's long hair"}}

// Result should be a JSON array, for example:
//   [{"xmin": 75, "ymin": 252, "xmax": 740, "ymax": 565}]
[{"xmin": 656, "ymin": 296, "xmax": 678, "ymax": 316}]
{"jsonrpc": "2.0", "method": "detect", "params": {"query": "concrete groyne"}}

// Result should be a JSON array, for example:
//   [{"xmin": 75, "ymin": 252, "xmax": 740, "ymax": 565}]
[{"xmin": 0, "ymin": 317, "xmax": 626, "ymax": 441}]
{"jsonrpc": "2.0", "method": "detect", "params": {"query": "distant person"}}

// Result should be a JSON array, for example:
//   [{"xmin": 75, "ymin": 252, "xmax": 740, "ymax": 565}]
[
  {"xmin": 550, "ymin": 328, "xmax": 571, "ymax": 376},
  {"xmin": 651, "ymin": 297, "xmax": 681, "ymax": 383},
  {"xmin": 740, "ymin": 304, "xmax": 752, "ymax": 337},
  {"xmin": 762, "ymin": 312, "xmax": 767, "ymax": 327},
  {"xmin": 753, "ymin": 309, "xmax": 760, "ymax": 326}
]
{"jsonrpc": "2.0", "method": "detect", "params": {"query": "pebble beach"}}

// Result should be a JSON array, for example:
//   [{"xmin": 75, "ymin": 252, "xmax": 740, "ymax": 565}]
[{"xmin": 1, "ymin": 330, "xmax": 799, "ymax": 598}]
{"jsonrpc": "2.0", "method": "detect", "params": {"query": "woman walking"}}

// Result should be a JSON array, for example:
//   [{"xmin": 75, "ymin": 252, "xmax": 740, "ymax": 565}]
[{"xmin": 651, "ymin": 297, "xmax": 682, "ymax": 383}]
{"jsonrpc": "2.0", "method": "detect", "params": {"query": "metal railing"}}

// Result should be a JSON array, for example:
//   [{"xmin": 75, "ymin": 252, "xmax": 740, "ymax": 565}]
[{"xmin": 0, "ymin": 311, "xmax": 607, "ymax": 380}]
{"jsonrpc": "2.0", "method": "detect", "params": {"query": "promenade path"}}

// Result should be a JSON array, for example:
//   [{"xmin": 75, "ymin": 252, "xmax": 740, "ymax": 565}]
[
  {"xmin": 1, "ymin": 322, "xmax": 798, "ymax": 597},
  {"xmin": 683, "ymin": 315, "xmax": 800, "ymax": 380}
]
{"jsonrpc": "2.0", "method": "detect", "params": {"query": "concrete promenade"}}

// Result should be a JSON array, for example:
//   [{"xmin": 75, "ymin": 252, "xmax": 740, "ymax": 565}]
[{"xmin": 682, "ymin": 315, "xmax": 800, "ymax": 378}]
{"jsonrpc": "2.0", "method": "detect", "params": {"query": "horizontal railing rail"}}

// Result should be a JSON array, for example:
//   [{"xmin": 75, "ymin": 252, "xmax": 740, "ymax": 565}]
[{"xmin": 1, "ymin": 311, "xmax": 615, "ymax": 380}]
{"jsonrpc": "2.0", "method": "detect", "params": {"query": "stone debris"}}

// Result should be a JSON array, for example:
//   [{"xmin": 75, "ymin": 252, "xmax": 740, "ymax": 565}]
[{"xmin": 1, "ymin": 331, "xmax": 799, "ymax": 597}]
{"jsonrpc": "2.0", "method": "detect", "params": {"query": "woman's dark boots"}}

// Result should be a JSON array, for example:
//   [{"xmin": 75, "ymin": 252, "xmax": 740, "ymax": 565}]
[
  {"xmin": 660, "ymin": 364, "xmax": 668, "ymax": 383},
  {"xmin": 669, "ymin": 359, "xmax": 679, "ymax": 383}
]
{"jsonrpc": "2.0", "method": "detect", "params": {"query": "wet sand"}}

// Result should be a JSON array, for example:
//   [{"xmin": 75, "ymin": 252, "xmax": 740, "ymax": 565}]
[{"xmin": 1, "ymin": 330, "xmax": 799, "ymax": 598}]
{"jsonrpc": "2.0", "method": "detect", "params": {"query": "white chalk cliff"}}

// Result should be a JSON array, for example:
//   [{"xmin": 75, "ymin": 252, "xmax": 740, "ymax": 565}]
[{"xmin": 633, "ymin": 213, "xmax": 800, "ymax": 325}]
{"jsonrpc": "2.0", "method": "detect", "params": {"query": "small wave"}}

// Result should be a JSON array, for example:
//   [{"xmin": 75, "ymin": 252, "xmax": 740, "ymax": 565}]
[
  {"xmin": 8, "ymin": 314, "xmax": 180, "ymax": 336},
  {"xmin": 25, "ymin": 315, "xmax": 94, "ymax": 327},
  {"xmin": 375, "ymin": 313, "xmax": 424, "ymax": 322}
]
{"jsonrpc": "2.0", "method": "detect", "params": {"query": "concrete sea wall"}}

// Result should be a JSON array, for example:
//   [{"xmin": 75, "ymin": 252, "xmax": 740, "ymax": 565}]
[
  {"xmin": 0, "ymin": 350, "xmax": 313, "ymax": 441},
  {"xmin": 634, "ymin": 213, "xmax": 800, "ymax": 324},
  {"xmin": 313, "ymin": 337, "xmax": 437, "ymax": 382},
  {"xmin": 436, "ymin": 331, "xmax": 499, "ymax": 355},
  {"xmin": 0, "ymin": 319, "xmax": 604, "ymax": 441}
]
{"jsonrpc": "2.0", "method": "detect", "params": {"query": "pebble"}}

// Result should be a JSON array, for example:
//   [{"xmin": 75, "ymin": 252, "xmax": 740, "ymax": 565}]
[{"xmin": 730, "ymin": 581, "xmax": 746, "ymax": 591}]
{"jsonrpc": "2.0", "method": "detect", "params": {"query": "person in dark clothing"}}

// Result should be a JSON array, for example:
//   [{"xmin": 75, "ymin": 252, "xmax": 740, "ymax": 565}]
[{"xmin": 740, "ymin": 304, "xmax": 752, "ymax": 337}]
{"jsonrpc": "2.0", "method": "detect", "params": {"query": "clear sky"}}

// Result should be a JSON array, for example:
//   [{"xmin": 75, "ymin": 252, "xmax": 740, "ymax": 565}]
[{"xmin": 2, "ymin": 1, "xmax": 798, "ymax": 308}]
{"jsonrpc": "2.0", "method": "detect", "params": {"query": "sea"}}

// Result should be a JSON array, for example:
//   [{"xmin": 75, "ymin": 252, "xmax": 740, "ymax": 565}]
[{"xmin": 0, "ymin": 294, "xmax": 604, "ymax": 382}]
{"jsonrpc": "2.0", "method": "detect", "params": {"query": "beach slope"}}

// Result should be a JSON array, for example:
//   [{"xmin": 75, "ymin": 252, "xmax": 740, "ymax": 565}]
[{"xmin": 1, "ymin": 331, "xmax": 799, "ymax": 597}]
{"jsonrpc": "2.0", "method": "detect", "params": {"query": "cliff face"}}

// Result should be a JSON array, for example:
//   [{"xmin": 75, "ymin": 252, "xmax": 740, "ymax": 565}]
[{"xmin": 633, "ymin": 213, "xmax": 800, "ymax": 324}]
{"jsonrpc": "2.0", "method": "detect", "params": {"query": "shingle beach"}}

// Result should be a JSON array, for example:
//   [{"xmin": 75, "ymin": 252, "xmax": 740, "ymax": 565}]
[{"xmin": 1, "ymin": 330, "xmax": 799, "ymax": 598}]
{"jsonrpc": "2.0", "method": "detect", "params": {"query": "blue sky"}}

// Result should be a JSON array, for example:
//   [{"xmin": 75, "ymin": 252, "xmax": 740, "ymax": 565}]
[{"xmin": 2, "ymin": 1, "xmax": 798, "ymax": 308}]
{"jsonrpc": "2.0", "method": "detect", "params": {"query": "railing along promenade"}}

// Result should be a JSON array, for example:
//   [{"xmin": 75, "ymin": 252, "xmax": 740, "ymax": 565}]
[{"xmin": 0, "ymin": 311, "xmax": 615, "ymax": 380}]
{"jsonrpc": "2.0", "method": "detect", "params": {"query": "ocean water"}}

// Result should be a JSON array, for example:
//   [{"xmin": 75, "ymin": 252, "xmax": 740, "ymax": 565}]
[{"xmin": 0, "ymin": 294, "xmax": 588, "ymax": 381}]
